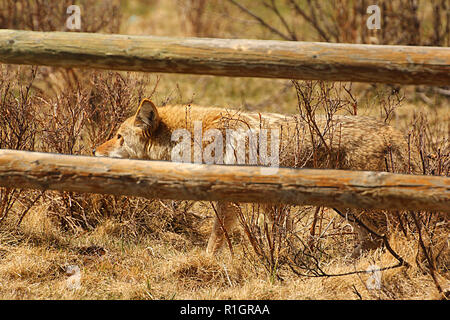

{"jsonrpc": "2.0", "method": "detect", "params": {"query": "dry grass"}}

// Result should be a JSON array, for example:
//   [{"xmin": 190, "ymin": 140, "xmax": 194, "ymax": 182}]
[
  {"xmin": 0, "ymin": 0, "xmax": 448, "ymax": 300},
  {"xmin": 0, "ymin": 208, "xmax": 447, "ymax": 299}
]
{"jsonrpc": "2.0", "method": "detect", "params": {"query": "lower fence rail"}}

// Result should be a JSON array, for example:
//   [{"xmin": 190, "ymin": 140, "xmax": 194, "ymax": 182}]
[{"xmin": 0, "ymin": 149, "xmax": 448, "ymax": 212}]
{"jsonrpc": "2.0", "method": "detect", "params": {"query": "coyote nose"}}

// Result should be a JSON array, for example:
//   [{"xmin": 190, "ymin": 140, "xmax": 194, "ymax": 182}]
[{"xmin": 92, "ymin": 148, "xmax": 96, "ymax": 155}]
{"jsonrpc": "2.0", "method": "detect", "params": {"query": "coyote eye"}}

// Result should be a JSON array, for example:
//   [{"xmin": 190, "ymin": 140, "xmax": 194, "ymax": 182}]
[{"xmin": 117, "ymin": 134, "xmax": 122, "ymax": 139}]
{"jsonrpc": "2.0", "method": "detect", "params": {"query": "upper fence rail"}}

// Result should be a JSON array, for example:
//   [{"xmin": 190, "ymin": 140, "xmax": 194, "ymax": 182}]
[{"xmin": 0, "ymin": 30, "xmax": 449, "ymax": 86}]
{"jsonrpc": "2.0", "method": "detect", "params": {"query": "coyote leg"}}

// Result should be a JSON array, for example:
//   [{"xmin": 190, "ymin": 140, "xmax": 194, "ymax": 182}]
[{"xmin": 206, "ymin": 201, "xmax": 239, "ymax": 255}]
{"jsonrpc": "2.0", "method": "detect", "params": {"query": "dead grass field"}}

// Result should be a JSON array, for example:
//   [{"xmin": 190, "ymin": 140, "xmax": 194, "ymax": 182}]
[{"xmin": 0, "ymin": 0, "xmax": 448, "ymax": 300}]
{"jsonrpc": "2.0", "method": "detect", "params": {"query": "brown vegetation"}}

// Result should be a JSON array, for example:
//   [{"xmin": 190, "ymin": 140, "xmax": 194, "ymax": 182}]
[{"xmin": 0, "ymin": 0, "xmax": 448, "ymax": 299}]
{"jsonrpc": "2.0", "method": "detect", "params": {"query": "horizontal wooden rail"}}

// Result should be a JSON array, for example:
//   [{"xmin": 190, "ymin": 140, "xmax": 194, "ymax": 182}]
[
  {"xmin": 0, "ymin": 150, "xmax": 448, "ymax": 212},
  {"xmin": 0, "ymin": 30, "xmax": 449, "ymax": 85}
]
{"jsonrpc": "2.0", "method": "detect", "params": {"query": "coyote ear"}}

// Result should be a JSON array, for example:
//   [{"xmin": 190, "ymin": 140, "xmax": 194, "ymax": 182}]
[{"xmin": 134, "ymin": 99, "xmax": 160, "ymax": 135}]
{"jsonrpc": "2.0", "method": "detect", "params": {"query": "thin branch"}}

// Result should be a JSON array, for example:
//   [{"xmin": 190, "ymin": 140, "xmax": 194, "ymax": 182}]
[
  {"xmin": 332, "ymin": 208, "xmax": 409, "ymax": 268},
  {"xmin": 16, "ymin": 190, "xmax": 45, "ymax": 227},
  {"xmin": 288, "ymin": 0, "xmax": 330, "ymax": 41},
  {"xmin": 227, "ymin": 0, "xmax": 292, "ymax": 40},
  {"xmin": 289, "ymin": 259, "xmax": 404, "ymax": 278},
  {"xmin": 210, "ymin": 202, "xmax": 234, "ymax": 256},
  {"xmin": 409, "ymin": 210, "xmax": 444, "ymax": 297},
  {"xmin": 264, "ymin": 0, "xmax": 298, "ymax": 40},
  {"xmin": 287, "ymin": 232, "xmax": 405, "ymax": 278}
]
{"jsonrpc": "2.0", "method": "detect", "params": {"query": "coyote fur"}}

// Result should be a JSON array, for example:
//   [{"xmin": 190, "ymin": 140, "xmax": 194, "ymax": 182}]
[{"xmin": 95, "ymin": 99, "xmax": 413, "ymax": 256}]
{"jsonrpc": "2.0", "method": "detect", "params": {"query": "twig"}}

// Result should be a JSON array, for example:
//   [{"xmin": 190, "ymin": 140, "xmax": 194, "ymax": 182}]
[
  {"xmin": 0, "ymin": 188, "xmax": 18, "ymax": 224},
  {"xmin": 210, "ymin": 202, "xmax": 234, "ymax": 256},
  {"xmin": 352, "ymin": 285, "xmax": 363, "ymax": 300},
  {"xmin": 292, "ymin": 80, "xmax": 331, "ymax": 154},
  {"xmin": 288, "ymin": 0, "xmax": 330, "ymax": 41},
  {"xmin": 264, "ymin": 0, "xmax": 297, "ymax": 40},
  {"xmin": 288, "ymin": 255, "xmax": 404, "ymax": 278},
  {"xmin": 308, "ymin": 206, "xmax": 321, "ymax": 248},
  {"xmin": 332, "ymin": 208, "xmax": 409, "ymax": 268},
  {"xmin": 227, "ymin": 0, "xmax": 292, "ymax": 40},
  {"xmin": 409, "ymin": 210, "xmax": 444, "ymax": 297},
  {"xmin": 16, "ymin": 190, "xmax": 45, "ymax": 227}
]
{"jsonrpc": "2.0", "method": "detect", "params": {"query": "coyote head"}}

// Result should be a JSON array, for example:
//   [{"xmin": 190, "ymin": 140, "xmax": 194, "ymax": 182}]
[{"xmin": 94, "ymin": 99, "xmax": 160, "ymax": 159}]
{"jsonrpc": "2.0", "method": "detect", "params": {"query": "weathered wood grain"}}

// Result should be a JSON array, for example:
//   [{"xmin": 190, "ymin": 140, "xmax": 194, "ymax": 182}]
[
  {"xmin": 0, "ymin": 30, "xmax": 449, "ymax": 85},
  {"xmin": 0, "ymin": 150, "xmax": 448, "ymax": 212}
]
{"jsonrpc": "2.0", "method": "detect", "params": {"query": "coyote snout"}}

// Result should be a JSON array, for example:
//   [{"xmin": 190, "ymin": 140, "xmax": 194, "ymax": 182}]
[{"xmin": 95, "ymin": 98, "xmax": 414, "ymax": 257}]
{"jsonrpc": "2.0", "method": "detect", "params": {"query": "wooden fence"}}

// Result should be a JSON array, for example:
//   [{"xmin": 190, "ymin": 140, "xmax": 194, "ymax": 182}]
[
  {"xmin": 0, "ymin": 150, "xmax": 448, "ymax": 212},
  {"xmin": 0, "ymin": 30, "xmax": 449, "ymax": 85},
  {"xmin": 0, "ymin": 30, "xmax": 449, "ymax": 212}
]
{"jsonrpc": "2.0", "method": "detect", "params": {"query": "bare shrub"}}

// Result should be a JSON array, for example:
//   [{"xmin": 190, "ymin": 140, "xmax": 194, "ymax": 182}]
[
  {"xmin": 0, "ymin": 0, "xmax": 123, "ymax": 110},
  {"xmin": 0, "ymin": 65, "xmax": 177, "ymax": 237},
  {"xmin": 0, "ymin": 66, "xmax": 38, "ymax": 151},
  {"xmin": 234, "ymin": 81, "xmax": 447, "ymax": 296},
  {"xmin": 236, "ymin": 81, "xmax": 362, "ymax": 279},
  {"xmin": 0, "ymin": 0, "xmax": 121, "ymax": 33},
  {"xmin": 227, "ymin": 0, "xmax": 449, "ymax": 46},
  {"xmin": 0, "ymin": 66, "xmax": 40, "ymax": 226},
  {"xmin": 227, "ymin": 0, "xmax": 450, "ymax": 104},
  {"xmin": 406, "ymin": 110, "xmax": 449, "ymax": 296},
  {"xmin": 34, "ymin": 70, "xmax": 159, "ymax": 234}
]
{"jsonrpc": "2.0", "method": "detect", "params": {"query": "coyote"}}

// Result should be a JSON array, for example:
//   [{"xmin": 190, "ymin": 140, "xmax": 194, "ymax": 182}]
[{"xmin": 94, "ymin": 99, "xmax": 413, "ymax": 256}]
